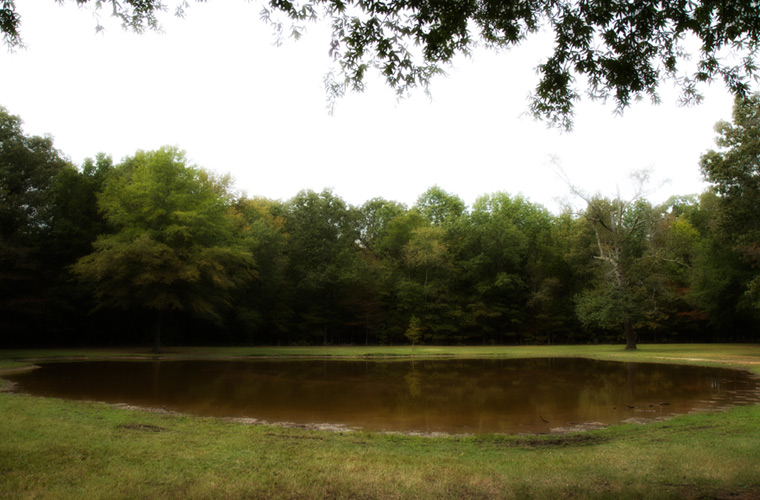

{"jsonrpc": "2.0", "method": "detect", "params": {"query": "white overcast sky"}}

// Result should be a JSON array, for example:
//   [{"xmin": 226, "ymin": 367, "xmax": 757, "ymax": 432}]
[{"xmin": 0, "ymin": 1, "xmax": 741, "ymax": 212}]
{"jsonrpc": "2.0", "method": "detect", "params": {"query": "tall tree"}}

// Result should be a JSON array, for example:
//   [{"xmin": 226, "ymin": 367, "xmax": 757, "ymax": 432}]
[
  {"xmin": 643, "ymin": 195, "xmax": 705, "ymax": 342},
  {"xmin": 0, "ymin": 106, "xmax": 72, "ymax": 342},
  {"xmin": 48, "ymin": 154, "xmax": 113, "ymax": 270},
  {"xmin": 227, "ymin": 196, "xmax": 291, "ymax": 344},
  {"xmin": 458, "ymin": 193, "xmax": 565, "ymax": 344},
  {"xmin": 571, "ymin": 173, "xmax": 658, "ymax": 350},
  {"xmin": 364, "ymin": 206, "xmax": 427, "ymax": 343},
  {"xmin": 283, "ymin": 189, "xmax": 362, "ymax": 344},
  {"xmin": 701, "ymin": 94, "xmax": 760, "ymax": 313},
  {"xmin": 72, "ymin": 147, "xmax": 255, "ymax": 352},
  {"xmin": 357, "ymin": 197, "xmax": 407, "ymax": 251},
  {"xmin": 5, "ymin": 2, "xmax": 759, "ymax": 128},
  {"xmin": 415, "ymin": 186, "xmax": 466, "ymax": 227}
]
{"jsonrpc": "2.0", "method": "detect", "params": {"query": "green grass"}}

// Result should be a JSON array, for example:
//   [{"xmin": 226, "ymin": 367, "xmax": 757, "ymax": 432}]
[{"xmin": 2, "ymin": 344, "xmax": 760, "ymax": 499}]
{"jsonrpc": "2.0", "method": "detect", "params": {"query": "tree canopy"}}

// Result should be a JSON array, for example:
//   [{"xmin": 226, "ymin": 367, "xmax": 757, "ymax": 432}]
[
  {"xmin": 3, "ymin": 101, "xmax": 760, "ymax": 348},
  {"xmin": 701, "ymin": 94, "xmax": 760, "ymax": 311},
  {"xmin": 0, "ymin": 106, "xmax": 72, "ymax": 339},
  {"xmin": 72, "ymin": 147, "xmax": 255, "ymax": 351},
  {"xmin": 3, "ymin": 1, "xmax": 759, "ymax": 129}
]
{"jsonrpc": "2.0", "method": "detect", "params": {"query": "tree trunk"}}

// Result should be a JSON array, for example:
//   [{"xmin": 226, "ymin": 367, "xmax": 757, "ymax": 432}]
[
  {"xmin": 152, "ymin": 310, "xmax": 163, "ymax": 354},
  {"xmin": 365, "ymin": 312, "xmax": 369, "ymax": 346},
  {"xmin": 624, "ymin": 315, "xmax": 636, "ymax": 350}
]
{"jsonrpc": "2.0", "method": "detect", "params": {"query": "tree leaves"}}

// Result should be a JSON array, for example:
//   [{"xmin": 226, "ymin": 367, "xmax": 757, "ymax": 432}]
[
  {"xmin": 73, "ymin": 147, "xmax": 255, "ymax": 322},
  {"xmin": 701, "ymin": 94, "xmax": 760, "ymax": 315},
  {"xmin": 5, "ymin": 1, "xmax": 758, "ymax": 127}
]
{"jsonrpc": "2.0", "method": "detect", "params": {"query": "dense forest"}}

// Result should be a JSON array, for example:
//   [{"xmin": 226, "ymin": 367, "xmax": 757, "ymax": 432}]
[{"xmin": 2, "ymin": 97, "xmax": 760, "ymax": 349}]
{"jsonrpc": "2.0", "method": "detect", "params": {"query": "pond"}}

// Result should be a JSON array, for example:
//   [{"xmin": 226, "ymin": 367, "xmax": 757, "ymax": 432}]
[{"xmin": 4, "ymin": 358, "xmax": 760, "ymax": 434}]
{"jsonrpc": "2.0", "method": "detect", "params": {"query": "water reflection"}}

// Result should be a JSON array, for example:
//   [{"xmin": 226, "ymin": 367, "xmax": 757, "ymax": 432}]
[{"xmin": 5, "ymin": 358, "xmax": 759, "ymax": 434}]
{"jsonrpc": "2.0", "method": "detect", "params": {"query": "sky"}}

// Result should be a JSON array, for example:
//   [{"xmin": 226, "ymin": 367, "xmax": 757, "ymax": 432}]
[{"xmin": 0, "ymin": 1, "xmax": 741, "ymax": 213}]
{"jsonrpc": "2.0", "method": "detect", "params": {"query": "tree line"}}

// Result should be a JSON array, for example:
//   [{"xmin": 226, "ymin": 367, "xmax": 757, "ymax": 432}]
[{"xmin": 2, "ymin": 97, "xmax": 760, "ymax": 349}]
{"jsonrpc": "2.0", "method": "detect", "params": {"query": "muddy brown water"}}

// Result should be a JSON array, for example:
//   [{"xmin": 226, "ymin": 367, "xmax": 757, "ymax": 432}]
[{"xmin": 4, "ymin": 358, "xmax": 760, "ymax": 434}]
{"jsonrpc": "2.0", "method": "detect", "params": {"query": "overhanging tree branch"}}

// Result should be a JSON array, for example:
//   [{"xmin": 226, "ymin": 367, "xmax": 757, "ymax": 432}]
[{"xmin": 4, "ymin": 0, "xmax": 759, "ymax": 128}]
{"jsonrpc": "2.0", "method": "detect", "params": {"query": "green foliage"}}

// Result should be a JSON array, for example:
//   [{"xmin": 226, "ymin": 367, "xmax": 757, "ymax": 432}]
[
  {"xmin": 573, "ymin": 177, "xmax": 663, "ymax": 349},
  {"xmin": 357, "ymin": 197, "xmax": 407, "ymax": 250},
  {"xmin": 0, "ymin": 106, "xmax": 69, "ymax": 245},
  {"xmin": 403, "ymin": 226, "xmax": 450, "ymax": 272},
  {"xmin": 2, "ymin": 0, "xmax": 165, "ymax": 49},
  {"xmin": 227, "ymin": 197, "xmax": 291, "ymax": 342},
  {"xmin": 701, "ymin": 94, "xmax": 760, "ymax": 313},
  {"xmin": 282, "ymin": 189, "xmax": 364, "ymax": 343},
  {"xmin": 372, "ymin": 209, "xmax": 426, "ymax": 259},
  {"xmin": 4, "ymin": 347, "xmax": 760, "ymax": 500},
  {"xmin": 0, "ymin": 106, "xmax": 78, "ymax": 340},
  {"xmin": 6, "ymin": 2, "xmax": 759, "ymax": 127},
  {"xmin": 414, "ymin": 186, "xmax": 465, "ymax": 227},
  {"xmin": 72, "ymin": 147, "xmax": 255, "ymax": 349},
  {"xmin": 456, "ymin": 193, "xmax": 572, "ymax": 344},
  {"xmin": 4, "ymin": 103, "xmax": 760, "ymax": 346},
  {"xmin": 404, "ymin": 315, "xmax": 422, "ymax": 347}
]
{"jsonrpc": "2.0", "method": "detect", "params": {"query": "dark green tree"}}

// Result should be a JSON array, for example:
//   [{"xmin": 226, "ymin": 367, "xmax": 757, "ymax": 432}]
[
  {"xmin": 571, "ymin": 173, "xmax": 660, "ymax": 350},
  {"xmin": 399, "ymin": 224, "xmax": 459, "ymax": 342},
  {"xmin": 457, "ymin": 193, "xmax": 565, "ymax": 344},
  {"xmin": 227, "ymin": 196, "xmax": 291, "ymax": 344},
  {"xmin": 0, "ymin": 106, "xmax": 73, "ymax": 342},
  {"xmin": 361, "ymin": 205, "xmax": 425, "ymax": 343},
  {"xmin": 283, "ymin": 189, "xmax": 363, "ymax": 344},
  {"xmin": 48, "ymin": 154, "xmax": 113, "ymax": 269},
  {"xmin": 72, "ymin": 147, "xmax": 255, "ymax": 352},
  {"xmin": 357, "ymin": 197, "xmax": 407, "ymax": 251},
  {"xmin": 689, "ymin": 216, "xmax": 757, "ymax": 339},
  {"xmin": 697, "ymin": 95, "xmax": 760, "ymax": 337},
  {"xmin": 414, "ymin": 186, "xmax": 466, "ymax": 227},
  {"xmin": 641, "ymin": 195, "xmax": 704, "ymax": 342},
  {"xmin": 701, "ymin": 94, "xmax": 760, "ymax": 311}
]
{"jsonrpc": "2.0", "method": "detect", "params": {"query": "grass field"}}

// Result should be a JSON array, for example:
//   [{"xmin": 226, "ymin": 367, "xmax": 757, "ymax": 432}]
[{"xmin": 2, "ymin": 344, "xmax": 760, "ymax": 499}]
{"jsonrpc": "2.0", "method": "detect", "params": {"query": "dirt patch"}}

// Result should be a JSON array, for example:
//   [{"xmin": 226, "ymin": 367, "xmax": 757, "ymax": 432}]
[
  {"xmin": 550, "ymin": 421, "xmax": 608, "ymax": 433},
  {"xmin": 0, "ymin": 364, "xmax": 39, "ymax": 378},
  {"xmin": 482, "ymin": 433, "xmax": 609, "ymax": 449},
  {"xmin": 224, "ymin": 416, "xmax": 358, "ymax": 433},
  {"xmin": 0, "ymin": 380, "xmax": 18, "ymax": 393},
  {"xmin": 263, "ymin": 432, "xmax": 326, "ymax": 441},
  {"xmin": 117, "ymin": 423, "xmax": 168, "ymax": 432},
  {"xmin": 520, "ymin": 434, "xmax": 609, "ymax": 448},
  {"xmin": 111, "ymin": 403, "xmax": 178, "ymax": 415},
  {"xmin": 675, "ymin": 485, "xmax": 760, "ymax": 500},
  {"xmin": 658, "ymin": 356, "xmax": 760, "ymax": 366},
  {"xmin": 621, "ymin": 417, "xmax": 656, "ymax": 425},
  {"xmin": 384, "ymin": 430, "xmax": 463, "ymax": 438},
  {"xmin": 108, "ymin": 403, "xmax": 616, "ymax": 439}
]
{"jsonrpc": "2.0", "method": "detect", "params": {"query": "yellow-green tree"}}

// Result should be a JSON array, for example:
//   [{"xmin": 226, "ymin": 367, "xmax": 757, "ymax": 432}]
[
  {"xmin": 72, "ymin": 147, "xmax": 255, "ymax": 352},
  {"xmin": 405, "ymin": 315, "xmax": 423, "ymax": 352}
]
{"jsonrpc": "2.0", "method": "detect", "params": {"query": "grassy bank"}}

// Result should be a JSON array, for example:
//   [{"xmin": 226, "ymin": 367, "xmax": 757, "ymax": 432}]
[
  {"xmin": 3, "ymin": 343, "xmax": 760, "ymax": 367},
  {"xmin": 2, "ymin": 344, "xmax": 760, "ymax": 499}
]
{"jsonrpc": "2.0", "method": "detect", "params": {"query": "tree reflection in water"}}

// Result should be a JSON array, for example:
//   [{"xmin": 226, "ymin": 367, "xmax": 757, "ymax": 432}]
[{"xmin": 5, "ymin": 358, "xmax": 759, "ymax": 434}]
